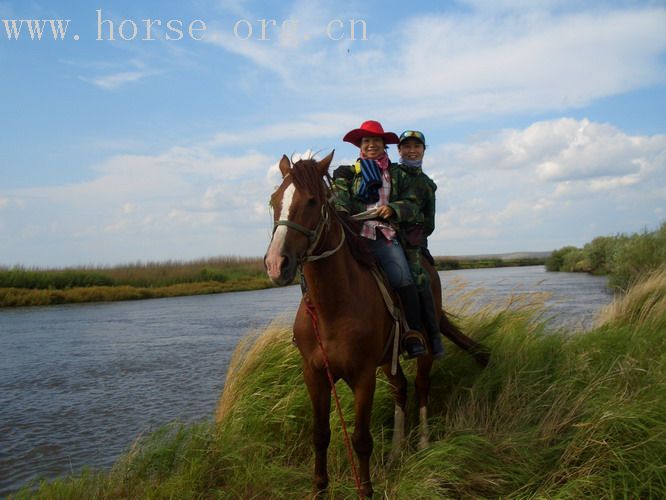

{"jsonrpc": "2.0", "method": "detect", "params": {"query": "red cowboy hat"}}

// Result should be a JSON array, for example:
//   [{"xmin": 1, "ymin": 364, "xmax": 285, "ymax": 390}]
[{"xmin": 342, "ymin": 120, "xmax": 400, "ymax": 148}]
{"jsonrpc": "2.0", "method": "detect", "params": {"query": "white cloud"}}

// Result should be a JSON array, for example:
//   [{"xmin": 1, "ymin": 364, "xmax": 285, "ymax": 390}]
[
  {"xmin": 1, "ymin": 112, "xmax": 663, "ymax": 264},
  {"xmin": 390, "ymin": 8, "xmax": 665, "ymax": 118},
  {"xmin": 208, "ymin": 112, "xmax": 358, "ymax": 148},
  {"xmin": 212, "ymin": 0, "xmax": 254, "ymax": 19},
  {"xmin": 82, "ymin": 70, "xmax": 154, "ymax": 90},
  {"xmin": 431, "ymin": 118, "xmax": 666, "ymax": 182},
  {"xmin": 426, "ymin": 118, "xmax": 666, "ymax": 254},
  {"xmin": 0, "ymin": 146, "xmax": 278, "ymax": 265},
  {"xmin": 207, "ymin": 5, "xmax": 666, "ymax": 120}
]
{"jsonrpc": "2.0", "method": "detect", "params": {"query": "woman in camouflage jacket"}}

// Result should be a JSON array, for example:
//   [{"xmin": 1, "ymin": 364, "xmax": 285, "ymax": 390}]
[{"xmin": 396, "ymin": 129, "xmax": 444, "ymax": 358}]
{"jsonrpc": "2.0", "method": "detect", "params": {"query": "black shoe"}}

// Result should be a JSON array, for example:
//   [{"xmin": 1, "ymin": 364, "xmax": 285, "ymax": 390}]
[{"xmin": 404, "ymin": 337, "xmax": 427, "ymax": 359}]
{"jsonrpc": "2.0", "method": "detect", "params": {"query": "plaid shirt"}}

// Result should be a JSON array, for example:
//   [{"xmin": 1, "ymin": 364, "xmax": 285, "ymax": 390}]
[{"xmin": 360, "ymin": 169, "xmax": 397, "ymax": 241}]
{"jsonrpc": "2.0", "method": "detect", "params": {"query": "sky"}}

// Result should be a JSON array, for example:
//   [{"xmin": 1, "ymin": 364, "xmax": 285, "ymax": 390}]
[{"xmin": 1, "ymin": 0, "xmax": 665, "ymax": 267}]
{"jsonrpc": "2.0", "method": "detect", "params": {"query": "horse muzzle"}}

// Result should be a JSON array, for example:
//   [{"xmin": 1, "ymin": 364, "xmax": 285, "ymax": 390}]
[{"xmin": 264, "ymin": 250, "xmax": 297, "ymax": 286}]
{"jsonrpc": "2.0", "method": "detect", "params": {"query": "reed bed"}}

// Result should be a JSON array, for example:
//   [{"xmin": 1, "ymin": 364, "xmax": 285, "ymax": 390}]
[
  {"xmin": 14, "ymin": 268, "xmax": 666, "ymax": 498},
  {"xmin": 0, "ymin": 257, "xmax": 270, "ymax": 307}
]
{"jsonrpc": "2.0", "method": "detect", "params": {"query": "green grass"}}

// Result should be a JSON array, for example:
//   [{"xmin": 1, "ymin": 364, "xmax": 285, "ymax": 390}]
[
  {"xmin": 14, "ymin": 268, "xmax": 666, "ymax": 499},
  {"xmin": 0, "ymin": 257, "xmax": 272, "ymax": 307},
  {"xmin": 434, "ymin": 257, "xmax": 546, "ymax": 270},
  {"xmin": 546, "ymin": 221, "xmax": 666, "ymax": 290},
  {"xmin": 0, "ymin": 254, "xmax": 549, "ymax": 308}
]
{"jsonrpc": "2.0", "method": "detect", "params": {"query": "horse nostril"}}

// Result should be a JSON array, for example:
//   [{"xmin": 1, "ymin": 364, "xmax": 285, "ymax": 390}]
[{"xmin": 281, "ymin": 255, "xmax": 291, "ymax": 272}]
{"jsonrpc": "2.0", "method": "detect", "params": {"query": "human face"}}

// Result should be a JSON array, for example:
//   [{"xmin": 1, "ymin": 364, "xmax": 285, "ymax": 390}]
[
  {"xmin": 398, "ymin": 138, "xmax": 425, "ymax": 162},
  {"xmin": 360, "ymin": 136, "xmax": 385, "ymax": 159}
]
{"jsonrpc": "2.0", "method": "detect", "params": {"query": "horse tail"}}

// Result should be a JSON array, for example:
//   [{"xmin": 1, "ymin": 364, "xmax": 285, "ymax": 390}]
[{"xmin": 439, "ymin": 310, "xmax": 490, "ymax": 367}]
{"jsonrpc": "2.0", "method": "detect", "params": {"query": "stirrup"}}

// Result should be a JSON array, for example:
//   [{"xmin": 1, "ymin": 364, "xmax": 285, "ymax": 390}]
[{"xmin": 402, "ymin": 330, "xmax": 427, "ymax": 359}]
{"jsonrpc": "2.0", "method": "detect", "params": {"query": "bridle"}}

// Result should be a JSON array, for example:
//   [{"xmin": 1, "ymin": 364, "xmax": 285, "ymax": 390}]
[{"xmin": 272, "ymin": 184, "xmax": 346, "ymax": 264}]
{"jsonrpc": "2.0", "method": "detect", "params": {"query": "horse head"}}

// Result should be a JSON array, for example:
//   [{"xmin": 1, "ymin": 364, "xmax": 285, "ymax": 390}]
[{"xmin": 264, "ymin": 151, "xmax": 335, "ymax": 286}]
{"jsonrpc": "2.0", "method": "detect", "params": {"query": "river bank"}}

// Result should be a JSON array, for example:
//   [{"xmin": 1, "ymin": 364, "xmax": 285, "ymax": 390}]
[
  {"xmin": 0, "ymin": 257, "xmax": 270, "ymax": 307},
  {"xmin": 0, "ymin": 255, "xmax": 547, "ymax": 308},
  {"xmin": 2, "ymin": 267, "xmax": 611, "ymax": 496},
  {"xmin": 546, "ymin": 221, "xmax": 665, "ymax": 289},
  {"xmin": 12, "ymin": 267, "xmax": 665, "ymax": 498}
]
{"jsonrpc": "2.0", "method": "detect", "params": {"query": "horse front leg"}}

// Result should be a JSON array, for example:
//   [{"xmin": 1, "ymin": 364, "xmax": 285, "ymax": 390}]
[
  {"xmin": 381, "ymin": 362, "xmax": 408, "ymax": 463},
  {"xmin": 415, "ymin": 356, "xmax": 434, "ymax": 450},
  {"xmin": 351, "ymin": 370, "xmax": 376, "ymax": 498},
  {"xmin": 304, "ymin": 366, "xmax": 332, "ymax": 496}
]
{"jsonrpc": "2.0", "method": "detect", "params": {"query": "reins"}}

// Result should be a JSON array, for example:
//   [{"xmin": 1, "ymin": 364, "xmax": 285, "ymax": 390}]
[
  {"xmin": 272, "ymin": 170, "xmax": 372, "ymax": 496},
  {"xmin": 303, "ymin": 298, "xmax": 363, "ymax": 498}
]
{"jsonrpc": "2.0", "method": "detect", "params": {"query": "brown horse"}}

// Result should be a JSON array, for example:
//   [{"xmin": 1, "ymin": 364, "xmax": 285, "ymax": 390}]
[{"xmin": 264, "ymin": 152, "xmax": 487, "ymax": 497}]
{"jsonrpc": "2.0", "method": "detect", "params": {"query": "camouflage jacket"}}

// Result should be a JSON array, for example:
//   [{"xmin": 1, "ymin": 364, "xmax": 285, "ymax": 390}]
[
  {"xmin": 404, "ymin": 165, "xmax": 437, "ymax": 238},
  {"xmin": 331, "ymin": 161, "xmax": 424, "ymax": 237}
]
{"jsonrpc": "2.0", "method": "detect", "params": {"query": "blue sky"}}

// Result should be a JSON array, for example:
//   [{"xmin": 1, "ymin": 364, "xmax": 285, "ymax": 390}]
[{"xmin": 1, "ymin": 0, "xmax": 665, "ymax": 267}]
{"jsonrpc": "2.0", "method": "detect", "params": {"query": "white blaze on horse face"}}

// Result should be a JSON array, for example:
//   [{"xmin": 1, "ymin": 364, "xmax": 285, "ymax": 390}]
[{"xmin": 265, "ymin": 183, "xmax": 295, "ymax": 281}]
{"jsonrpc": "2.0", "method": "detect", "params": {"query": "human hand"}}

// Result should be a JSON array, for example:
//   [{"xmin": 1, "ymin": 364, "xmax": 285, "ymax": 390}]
[{"xmin": 376, "ymin": 205, "xmax": 394, "ymax": 219}]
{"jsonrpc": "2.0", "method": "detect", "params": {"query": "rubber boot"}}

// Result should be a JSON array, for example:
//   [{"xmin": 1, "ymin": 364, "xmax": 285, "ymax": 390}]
[
  {"xmin": 396, "ymin": 285, "xmax": 427, "ymax": 359},
  {"xmin": 419, "ymin": 288, "xmax": 445, "ymax": 359}
]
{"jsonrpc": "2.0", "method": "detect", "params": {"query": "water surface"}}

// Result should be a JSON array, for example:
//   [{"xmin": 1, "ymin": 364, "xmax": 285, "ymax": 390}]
[{"xmin": 0, "ymin": 266, "xmax": 612, "ymax": 495}]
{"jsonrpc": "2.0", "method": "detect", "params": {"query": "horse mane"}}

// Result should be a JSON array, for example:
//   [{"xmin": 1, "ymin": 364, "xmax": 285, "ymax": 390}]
[{"xmin": 290, "ymin": 159, "xmax": 375, "ymax": 269}]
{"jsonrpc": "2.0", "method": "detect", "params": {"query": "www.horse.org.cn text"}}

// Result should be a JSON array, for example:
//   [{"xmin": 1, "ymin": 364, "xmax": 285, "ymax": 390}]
[{"xmin": 1, "ymin": 9, "xmax": 369, "ymax": 43}]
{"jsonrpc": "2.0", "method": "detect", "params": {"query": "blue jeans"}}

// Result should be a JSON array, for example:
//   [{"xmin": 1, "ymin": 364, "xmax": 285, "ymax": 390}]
[{"xmin": 366, "ymin": 234, "xmax": 414, "ymax": 289}]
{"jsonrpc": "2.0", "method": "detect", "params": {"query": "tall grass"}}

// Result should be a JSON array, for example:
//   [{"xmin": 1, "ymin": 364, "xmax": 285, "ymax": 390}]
[
  {"xmin": 0, "ymin": 256, "xmax": 265, "ymax": 289},
  {"xmin": 14, "ymin": 270, "xmax": 666, "ymax": 498},
  {"xmin": 0, "ymin": 257, "xmax": 270, "ymax": 307},
  {"xmin": 434, "ymin": 256, "xmax": 546, "ymax": 270}
]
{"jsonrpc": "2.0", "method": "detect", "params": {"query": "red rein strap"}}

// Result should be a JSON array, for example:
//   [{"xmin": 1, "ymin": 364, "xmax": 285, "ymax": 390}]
[{"xmin": 304, "ymin": 299, "xmax": 363, "ymax": 498}]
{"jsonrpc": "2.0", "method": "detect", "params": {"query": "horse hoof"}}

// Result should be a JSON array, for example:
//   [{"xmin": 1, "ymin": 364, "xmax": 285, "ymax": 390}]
[
  {"xmin": 312, "ymin": 486, "xmax": 328, "ymax": 499},
  {"xmin": 361, "ymin": 485, "xmax": 374, "ymax": 498},
  {"xmin": 312, "ymin": 477, "xmax": 328, "ymax": 498}
]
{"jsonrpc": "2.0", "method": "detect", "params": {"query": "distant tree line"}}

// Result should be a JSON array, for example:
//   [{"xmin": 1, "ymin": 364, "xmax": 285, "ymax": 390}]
[
  {"xmin": 434, "ymin": 257, "xmax": 546, "ymax": 271},
  {"xmin": 546, "ymin": 222, "xmax": 666, "ymax": 290}
]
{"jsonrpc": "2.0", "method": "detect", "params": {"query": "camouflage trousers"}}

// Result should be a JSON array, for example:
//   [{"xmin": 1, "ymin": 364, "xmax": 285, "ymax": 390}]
[{"xmin": 404, "ymin": 246, "xmax": 430, "ymax": 292}]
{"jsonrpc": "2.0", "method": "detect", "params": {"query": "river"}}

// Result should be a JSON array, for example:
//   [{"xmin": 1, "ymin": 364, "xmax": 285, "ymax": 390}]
[{"xmin": 0, "ymin": 266, "xmax": 612, "ymax": 495}]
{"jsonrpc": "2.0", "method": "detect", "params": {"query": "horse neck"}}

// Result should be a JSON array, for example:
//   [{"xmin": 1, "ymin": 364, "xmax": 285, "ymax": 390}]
[{"xmin": 302, "ymin": 216, "xmax": 359, "ymax": 316}]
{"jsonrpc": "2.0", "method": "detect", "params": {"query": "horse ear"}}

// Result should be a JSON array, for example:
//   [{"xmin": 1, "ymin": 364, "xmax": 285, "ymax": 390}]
[
  {"xmin": 279, "ymin": 155, "xmax": 291, "ymax": 178},
  {"xmin": 317, "ymin": 150, "xmax": 335, "ymax": 176}
]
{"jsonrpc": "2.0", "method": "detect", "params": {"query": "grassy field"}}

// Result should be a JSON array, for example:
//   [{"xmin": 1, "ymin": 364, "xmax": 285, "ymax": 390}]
[
  {"xmin": 434, "ymin": 256, "xmax": 546, "ymax": 270},
  {"xmin": 0, "ymin": 257, "xmax": 271, "ymax": 307},
  {"xmin": 14, "ymin": 266, "xmax": 666, "ymax": 498}
]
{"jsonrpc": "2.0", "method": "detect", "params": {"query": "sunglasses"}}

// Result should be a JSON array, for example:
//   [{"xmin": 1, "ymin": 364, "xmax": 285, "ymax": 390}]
[{"xmin": 399, "ymin": 130, "xmax": 426, "ymax": 144}]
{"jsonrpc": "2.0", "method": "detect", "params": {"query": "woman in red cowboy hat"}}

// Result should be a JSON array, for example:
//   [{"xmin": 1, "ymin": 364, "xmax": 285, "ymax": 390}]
[{"xmin": 332, "ymin": 120, "xmax": 428, "ymax": 359}]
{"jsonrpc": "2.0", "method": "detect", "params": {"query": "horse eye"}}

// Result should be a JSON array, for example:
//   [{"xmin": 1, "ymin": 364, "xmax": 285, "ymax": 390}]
[{"xmin": 306, "ymin": 197, "xmax": 317, "ymax": 207}]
